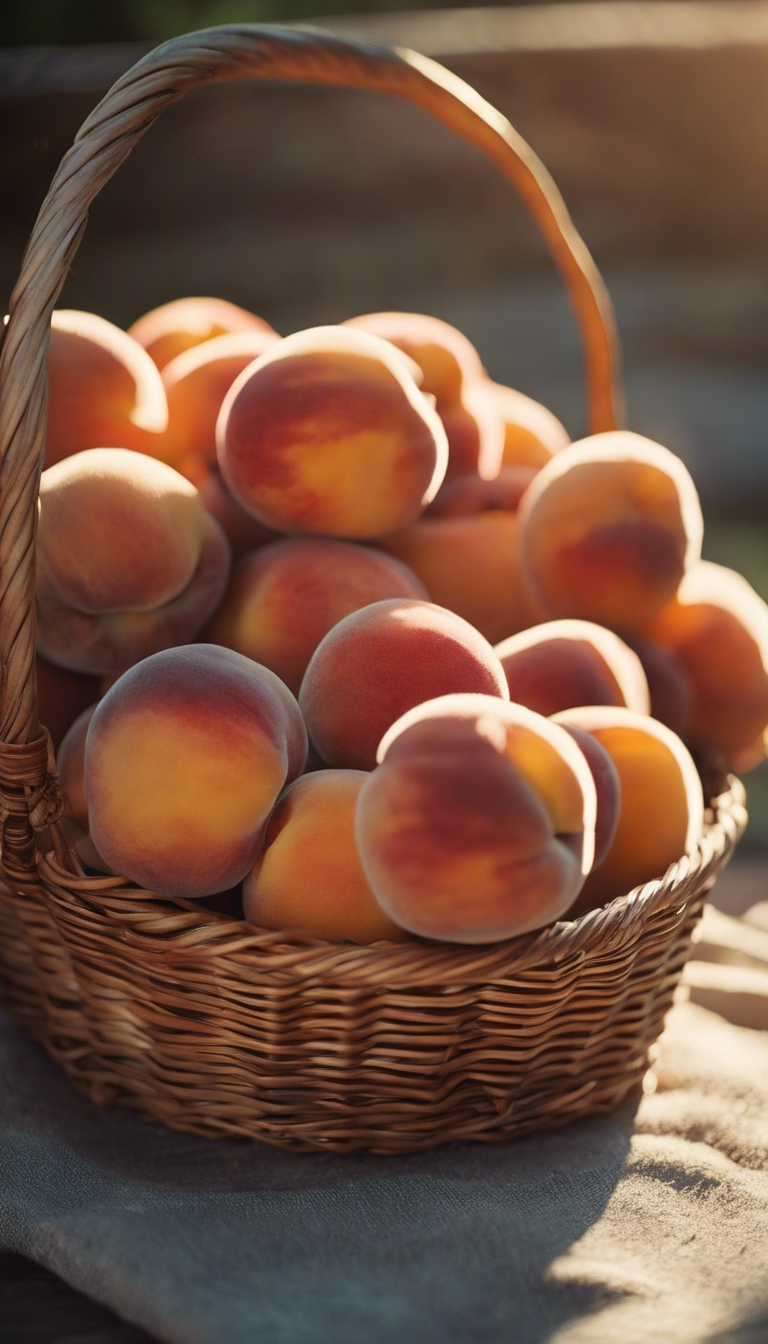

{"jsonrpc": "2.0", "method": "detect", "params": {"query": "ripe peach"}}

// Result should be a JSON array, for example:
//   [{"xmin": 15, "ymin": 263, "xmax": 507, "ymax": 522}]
[
  {"xmin": 645, "ymin": 561, "xmax": 768, "ymax": 771},
  {"xmin": 57, "ymin": 703, "xmax": 96, "ymax": 831},
  {"xmin": 344, "ymin": 311, "xmax": 504, "ymax": 480},
  {"xmin": 553, "ymin": 706, "xmax": 704, "ymax": 913},
  {"xmin": 486, "ymin": 381, "xmax": 571, "ymax": 469},
  {"xmin": 128, "ymin": 296, "xmax": 276, "ymax": 371},
  {"xmin": 494, "ymin": 620, "xmax": 650, "ymax": 718},
  {"xmin": 557, "ymin": 725, "xmax": 621, "ymax": 869},
  {"xmin": 160, "ymin": 330, "xmax": 280, "ymax": 481},
  {"xmin": 36, "ymin": 449, "xmax": 231, "ymax": 674},
  {"xmin": 299, "ymin": 599, "xmax": 509, "ymax": 770},
  {"xmin": 622, "ymin": 634, "xmax": 691, "ymax": 739},
  {"xmin": 45, "ymin": 310, "xmax": 169, "ymax": 469},
  {"xmin": 356, "ymin": 695, "xmax": 596, "ymax": 942},
  {"xmin": 36, "ymin": 654, "xmax": 100, "ymax": 751},
  {"xmin": 425, "ymin": 465, "xmax": 537, "ymax": 518},
  {"xmin": 85, "ymin": 645, "xmax": 307, "ymax": 898},
  {"xmin": 218, "ymin": 326, "xmax": 448, "ymax": 539},
  {"xmin": 519, "ymin": 432, "xmax": 703, "ymax": 631},
  {"xmin": 243, "ymin": 771, "xmax": 409, "ymax": 942},
  {"xmin": 206, "ymin": 538, "xmax": 427, "ymax": 695}
]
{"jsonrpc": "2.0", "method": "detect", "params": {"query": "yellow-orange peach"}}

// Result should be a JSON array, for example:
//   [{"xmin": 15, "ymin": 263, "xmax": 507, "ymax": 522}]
[
  {"xmin": 36, "ymin": 448, "xmax": 231, "ymax": 674},
  {"xmin": 494, "ymin": 620, "xmax": 650, "ymax": 718},
  {"xmin": 380, "ymin": 510, "xmax": 537, "ymax": 646},
  {"xmin": 644, "ymin": 561, "xmax": 768, "ymax": 771},
  {"xmin": 45, "ymin": 310, "xmax": 169, "ymax": 469},
  {"xmin": 486, "ymin": 381, "xmax": 571, "ymax": 469},
  {"xmin": 344, "ymin": 311, "xmax": 504, "ymax": 480},
  {"xmin": 128, "ymin": 296, "xmax": 276, "ymax": 371},
  {"xmin": 218, "ymin": 326, "xmax": 448, "ymax": 539},
  {"xmin": 557, "ymin": 724, "xmax": 621, "ymax": 869},
  {"xmin": 160, "ymin": 330, "xmax": 280, "ymax": 481},
  {"xmin": 86, "ymin": 645, "xmax": 307, "ymax": 897},
  {"xmin": 244, "ymin": 771, "xmax": 409, "ymax": 942},
  {"xmin": 519, "ymin": 432, "xmax": 703, "ymax": 631},
  {"xmin": 299, "ymin": 599, "xmax": 509, "ymax": 770},
  {"xmin": 36, "ymin": 653, "xmax": 100, "ymax": 751},
  {"xmin": 57, "ymin": 703, "xmax": 97, "ymax": 831},
  {"xmin": 356, "ymin": 695, "xmax": 596, "ymax": 942},
  {"xmin": 553, "ymin": 706, "xmax": 704, "ymax": 914},
  {"xmin": 206, "ymin": 538, "xmax": 427, "ymax": 695}
]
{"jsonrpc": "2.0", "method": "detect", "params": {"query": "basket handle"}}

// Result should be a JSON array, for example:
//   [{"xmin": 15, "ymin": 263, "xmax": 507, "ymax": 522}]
[{"xmin": 0, "ymin": 24, "xmax": 623, "ymax": 751}]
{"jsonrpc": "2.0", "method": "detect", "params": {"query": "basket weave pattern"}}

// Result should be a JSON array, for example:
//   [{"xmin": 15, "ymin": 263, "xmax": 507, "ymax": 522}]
[{"xmin": 0, "ymin": 26, "xmax": 746, "ymax": 1152}]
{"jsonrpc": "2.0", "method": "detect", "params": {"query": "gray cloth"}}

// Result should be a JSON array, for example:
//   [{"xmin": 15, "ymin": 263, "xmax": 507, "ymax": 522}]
[{"xmin": 1, "ymin": 915, "xmax": 767, "ymax": 1344}]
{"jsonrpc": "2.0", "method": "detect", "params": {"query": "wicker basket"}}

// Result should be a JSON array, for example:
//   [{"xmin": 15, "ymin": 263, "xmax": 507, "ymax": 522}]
[{"xmin": 0, "ymin": 26, "xmax": 747, "ymax": 1154}]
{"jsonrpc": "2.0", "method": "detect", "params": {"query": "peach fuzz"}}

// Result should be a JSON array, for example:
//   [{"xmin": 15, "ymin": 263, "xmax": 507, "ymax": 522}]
[
  {"xmin": 519, "ymin": 432, "xmax": 703, "ymax": 632},
  {"xmin": 128, "ymin": 296, "xmax": 276, "ymax": 371},
  {"xmin": 206, "ymin": 538, "xmax": 427, "ymax": 695},
  {"xmin": 487, "ymin": 382, "xmax": 571, "ymax": 469},
  {"xmin": 36, "ymin": 448, "xmax": 231, "ymax": 675},
  {"xmin": 243, "ymin": 771, "xmax": 410, "ymax": 943},
  {"xmin": 553, "ymin": 706, "xmax": 704, "ymax": 915},
  {"xmin": 160, "ymin": 330, "xmax": 280, "ymax": 482},
  {"xmin": 36, "ymin": 654, "xmax": 100, "ymax": 751},
  {"xmin": 494, "ymin": 620, "xmax": 650, "ymax": 719},
  {"xmin": 357, "ymin": 695, "xmax": 597, "ymax": 943},
  {"xmin": 57, "ymin": 703, "xmax": 97, "ymax": 831},
  {"xmin": 380, "ymin": 510, "xmax": 536, "ymax": 646},
  {"xmin": 344, "ymin": 311, "xmax": 503, "ymax": 480},
  {"xmin": 217, "ymin": 326, "xmax": 448, "ymax": 539},
  {"xmin": 45, "ymin": 310, "xmax": 169, "ymax": 469},
  {"xmin": 85, "ymin": 645, "xmax": 307, "ymax": 898},
  {"xmin": 299, "ymin": 599, "xmax": 509, "ymax": 771},
  {"xmin": 644, "ymin": 561, "xmax": 768, "ymax": 771}
]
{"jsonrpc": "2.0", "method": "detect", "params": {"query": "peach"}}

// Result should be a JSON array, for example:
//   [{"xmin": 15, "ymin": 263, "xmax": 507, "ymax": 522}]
[
  {"xmin": 557, "ymin": 724, "xmax": 621, "ymax": 869},
  {"xmin": 36, "ymin": 448, "xmax": 231, "ymax": 674},
  {"xmin": 45, "ymin": 310, "xmax": 169, "ymax": 469},
  {"xmin": 344, "ymin": 311, "xmax": 504, "ymax": 480},
  {"xmin": 380, "ymin": 510, "xmax": 537, "ymax": 646},
  {"xmin": 425, "ymin": 465, "xmax": 537, "ymax": 518},
  {"xmin": 57, "ymin": 703, "xmax": 97, "ymax": 831},
  {"xmin": 519, "ymin": 432, "xmax": 703, "ymax": 631},
  {"xmin": 160, "ymin": 330, "xmax": 280, "ymax": 481},
  {"xmin": 36, "ymin": 654, "xmax": 100, "ymax": 751},
  {"xmin": 299, "ymin": 599, "xmax": 509, "ymax": 770},
  {"xmin": 644, "ymin": 561, "xmax": 768, "ymax": 771},
  {"xmin": 85, "ymin": 644, "xmax": 307, "ymax": 898},
  {"xmin": 486, "ymin": 381, "xmax": 571, "ymax": 469},
  {"xmin": 217, "ymin": 326, "xmax": 448, "ymax": 539},
  {"xmin": 243, "ymin": 771, "xmax": 409, "ymax": 942},
  {"xmin": 128, "ymin": 296, "xmax": 276, "ymax": 371},
  {"xmin": 206, "ymin": 538, "xmax": 427, "ymax": 695},
  {"xmin": 494, "ymin": 620, "xmax": 650, "ymax": 718},
  {"xmin": 622, "ymin": 634, "xmax": 691, "ymax": 740},
  {"xmin": 356, "ymin": 695, "xmax": 596, "ymax": 942},
  {"xmin": 553, "ymin": 706, "xmax": 704, "ymax": 914}
]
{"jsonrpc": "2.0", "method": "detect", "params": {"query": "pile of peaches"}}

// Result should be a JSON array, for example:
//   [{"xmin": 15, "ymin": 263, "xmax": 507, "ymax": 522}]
[{"xmin": 39, "ymin": 297, "xmax": 768, "ymax": 945}]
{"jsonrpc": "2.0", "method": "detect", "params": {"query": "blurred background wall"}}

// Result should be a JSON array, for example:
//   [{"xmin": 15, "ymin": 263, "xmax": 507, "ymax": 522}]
[{"xmin": 3, "ymin": 1, "xmax": 768, "ymax": 843}]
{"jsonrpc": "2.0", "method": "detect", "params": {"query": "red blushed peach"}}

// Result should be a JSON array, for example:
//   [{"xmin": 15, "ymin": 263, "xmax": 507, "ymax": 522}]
[
  {"xmin": 486, "ymin": 382, "xmax": 571, "ymax": 469},
  {"xmin": 299, "ymin": 599, "xmax": 509, "ymax": 770},
  {"xmin": 380, "ymin": 510, "xmax": 537, "ymax": 646},
  {"xmin": 45, "ymin": 310, "xmax": 169, "ymax": 469},
  {"xmin": 206, "ymin": 538, "xmax": 427, "ymax": 695},
  {"xmin": 197, "ymin": 467, "xmax": 280, "ymax": 560},
  {"xmin": 243, "ymin": 771, "xmax": 409, "ymax": 942},
  {"xmin": 85, "ymin": 645, "xmax": 307, "ymax": 898},
  {"xmin": 57, "ymin": 703, "xmax": 97, "ymax": 831},
  {"xmin": 425, "ymin": 465, "xmax": 537, "ymax": 518},
  {"xmin": 558, "ymin": 724, "xmax": 621, "ymax": 870},
  {"xmin": 160, "ymin": 330, "xmax": 280, "ymax": 481},
  {"xmin": 36, "ymin": 448, "xmax": 231, "ymax": 675},
  {"xmin": 344, "ymin": 311, "xmax": 504, "ymax": 480},
  {"xmin": 217, "ymin": 326, "xmax": 448, "ymax": 539},
  {"xmin": 519, "ymin": 432, "xmax": 703, "ymax": 631},
  {"xmin": 128, "ymin": 296, "xmax": 277, "ymax": 371},
  {"xmin": 644, "ymin": 561, "xmax": 768, "ymax": 771},
  {"xmin": 356, "ymin": 695, "xmax": 596, "ymax": 943},
  {"xmin": 553, "ymin": 705, "xmax": 704, "ymax": 914},
  {"xmin": 36, "ymin": 654, "xmax": 100, "ymax": 751},
  {"xmin": 494, "ymin": 620, "xmax": 650, "ymax": 718}
]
